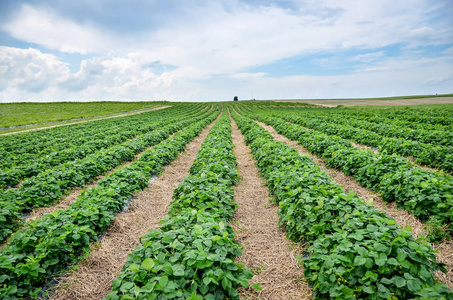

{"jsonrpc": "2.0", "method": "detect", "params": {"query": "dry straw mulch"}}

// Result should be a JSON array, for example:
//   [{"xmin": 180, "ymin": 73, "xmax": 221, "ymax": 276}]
[
  {"xmin": 50, "ymin": 118, "xmax": 218, "ymax": 300},
  {"xmin": 28, "ymin": 136, "xmax": 167, "ymax": 223},
  {"xmin": 230, "ymin": 116, "xmax": 312, "ymax": 300},
  {"xmin": 257, "ymin": 121, "xmax": 453, "ymax": 290},
  {"xmin": 350, "ymin": 141, "xmax": 439, "ymax": 172}
]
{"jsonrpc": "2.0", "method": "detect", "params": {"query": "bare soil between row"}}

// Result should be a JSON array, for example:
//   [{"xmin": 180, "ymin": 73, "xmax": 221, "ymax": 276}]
[
  {"xmin": 50, "ymin": 118, "xmax": 217, "ymax": 299},
  {"xmin": 256, "ymin": 121, "xmax": 453, "ymax": 290},
  {"xmin": 230, "ymin": 115, "xmax": 312, "ymax": 299}
]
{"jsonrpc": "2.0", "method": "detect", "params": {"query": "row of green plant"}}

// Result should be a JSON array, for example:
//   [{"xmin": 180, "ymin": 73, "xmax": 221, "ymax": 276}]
[
  {"xmin": 270, "ymin": 105, "xmax": 453, "ymax": 146},
  {"xmin": 246, "ymin": 111, "xmax": 453, "ymax": 241},
  {"xmin": 329, "ymin": 104, "xmax": 453, "ymax": 126},
  {"xmin": 0, "ymin": 105, "xmax": 178, "ymax": 158},
  {"xmin": 325, "ymin": 106, "xmax": 451, "ymax": 131},
  {"xmin": 313, "ymin": 112, "xmax": 453, "ymax": 147},
  {"xmin": 266, "ymin": 109, "xmax": 453, "ymax": 173},
  {"xmin": 0, "ymin": 104, "xmax": 204, "ymax": 170},
  {"xmin": 0, "ymin": 108, "xmax": 220, "ymax": 299},
  {"xmin": 231, "ymin": 109, "xmax": 452, "ymax": 299},
  {"xmin": 0, "ymin": 107, "xmax": 214, "ymax": 244},
  {"xmin": 0, "ymin": 105, "xmax": 204, "ymax": 189},
  {"xmin": 0, "ymin": 105, "xmax": 204, "ymax": 197},
  {"xmin": 106, "ymin": 112, "xmax": 252, "ymax": 300}
]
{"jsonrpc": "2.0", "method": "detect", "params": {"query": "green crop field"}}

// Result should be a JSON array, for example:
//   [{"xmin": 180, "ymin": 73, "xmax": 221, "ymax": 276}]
[
  {"xmin": 0, "ymin": 101, "xmax": 168, "ymax": 129},
  {"xmin": 0, "ymin": 100, "xmax": 452, "ymax": 299}
]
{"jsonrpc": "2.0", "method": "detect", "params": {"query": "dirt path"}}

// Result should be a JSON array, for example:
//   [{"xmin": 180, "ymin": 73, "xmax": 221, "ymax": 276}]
[
  {"xmin": 256, "ymin": 121, "xmax": 453, "ymax": 289},
  {"xmin": 285, "ymin": 121, "xmax": 442, "ymax": 173},
  {"xmin": 230, "ymin": 116, "xmax": 312, "ymax": 299},
  {"xmin": 349, "ymin": 141, "xmax": 440, "ymax": 172},
  {"xmin": 50, "ymin": 118, "xmax": 218, "ymax": 300},
  {"xmin": 0, "ymin": 105, "xmax": 172, "ymax": 136},
  {"xmin": 27, "ymin": 129, "xmax": 182, "ymax": 223},
  {"xmin": 27, "ymin": 160, "xmax": 132, "ymax": 222}
]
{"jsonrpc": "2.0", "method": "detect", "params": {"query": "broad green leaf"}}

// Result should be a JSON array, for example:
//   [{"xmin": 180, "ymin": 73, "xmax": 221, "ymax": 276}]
[
  {"xmin": 159, "ymin": 276, "xmax": 169, "ymax": 289},
  {"xmin": 375, "ymin": 253, "xmax": 387, "ymax": 266},
  {"xmin": 203, "ymin": 277, "xmax": 212, "ymax": 286},
  {"xmin": 393, "ymin": 276, "xmax": 406, "ymax": 288},
  {"xmin": 194, "ymin": 224, "xmax": 203, "ymax": 234},
  {"xmin": 221, "ymin": 277, "xmax": 232, "ymax": 290},
  {"xmin": 353, "ymin": 256, "xmax": 366, "ymax": 266},
  {"xmin": 407, "ymin": 279, "xmax": 421, "ymax": 292},
  {"xmin": 173, "ymin": 265, "xmax": 185, "ymax": 276},
  {"xmin": 397, "ymin": 252, "xmax": 407, "ymax": 262},
  {"xmin": 387, "ymin": 258, "xmax": 398, "ymax": 266},
  {"xmin": 141, "ymin": 258, "xmax": 154, "ymax": 272},
  {"xmin": 129, "ymin": 263, "xmax": 140, "ymax": 273},
  {"xmin": 403, "ymin": 226, "xmax": 412, "ymax": 232},
  {"xmin": 363, "ymin": 285, "xmax": 375, "ymax": 294}
]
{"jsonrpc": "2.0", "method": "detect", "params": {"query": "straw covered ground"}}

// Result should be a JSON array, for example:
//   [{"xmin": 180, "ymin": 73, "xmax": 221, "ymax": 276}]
[{"xmin": 257, "ymin": 121, "xmax": 453, "ymax": 290}]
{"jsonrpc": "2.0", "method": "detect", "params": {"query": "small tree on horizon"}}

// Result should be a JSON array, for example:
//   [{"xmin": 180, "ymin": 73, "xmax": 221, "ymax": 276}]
[{"xmin": 233, "ymin": 96, "xmax": 238, "ymax": 101}]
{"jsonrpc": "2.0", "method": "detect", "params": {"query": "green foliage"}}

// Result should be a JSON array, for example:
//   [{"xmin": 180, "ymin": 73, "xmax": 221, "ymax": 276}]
[
  {"xmin": 0, "ymin": 106, "xmax": 213, "ymax": 243},
  {"xmin": 231, "ymin": 110, "xmax": 452, "ymax": 299},
  {"xmin": 0, "ymin": 101, "xmax": 170, "ymax": 128},
  {"xmin": 0, "ymin": 104, "xmax": 203, "ymax": 188},
  {"xmin": 250, "ymin": 112, "xmax": 453, "ymax": 238},
  {"xmin": 0, "ymin": 108, "xmax": 219, "ymax": 299},
  {"xmin": 269, "ymin": 106, "xmax": 453, "ymax": 171},
  {"xmin": 106, "ymin": 113, "xmax": 252, "ymax": 299},
  {"xmin": 424, "ymin": 216, "xmax": 449, "ymax": 243}
]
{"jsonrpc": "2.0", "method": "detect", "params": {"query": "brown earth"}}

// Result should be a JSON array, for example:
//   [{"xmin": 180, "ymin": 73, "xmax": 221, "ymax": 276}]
[
  {"xmin": 27, "ymin": 128, "xmax": 183, "ymax": 222},
  {"xmin": 256, "ymin": 121, "xmax": 453, "ymax": 290},
  {"xmin": 50, "ymin": 117, "xmax": 218, "ymax": 299},
  {"xmin": 27, "ymin": 161, "xmax": 133, "ymax": 222},
  {"xmin": 230, "ymin": 114, "xmax": 312, "ymax": 300}
]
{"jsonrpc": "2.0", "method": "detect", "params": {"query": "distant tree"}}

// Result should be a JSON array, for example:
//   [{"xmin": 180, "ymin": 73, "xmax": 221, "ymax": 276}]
[{"xmin": 233, "ymin": 96, "xmax": 238, "ymax": 101}]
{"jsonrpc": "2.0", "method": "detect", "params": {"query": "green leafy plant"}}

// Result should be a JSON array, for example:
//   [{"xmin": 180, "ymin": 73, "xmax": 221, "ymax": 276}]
[
  {"xmin": 106, "ymin": 113, "xmax": 253, "ymax": 299},
  {"xmin": 231, "ymin": 110, "xmax": 452, "ymax": 299},
  {"xmin": 0, "ymin": 108, "xmax": 219, "ymax": 299}
]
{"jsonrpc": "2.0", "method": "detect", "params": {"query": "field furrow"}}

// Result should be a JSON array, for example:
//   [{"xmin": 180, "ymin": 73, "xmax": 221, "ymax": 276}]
[
  {"xmin": 248, "ymin": 111, "xmax": 453, "ymax": 238},
  {"xmin": 1, "ymin": 100, "xmax": 452, "ymax": 299},
  {"xmin": 0, "ymin": 106, "xmax": 213, "ymax": 243},
  {"xmin": 105, "ymin": 111, "xmax": 252, "ymax": 299},
  {"xmin": 232, "ymin": 109, "xmax": 452, "ymax": 299},
  {"xmin": 50, "ymin": 113, "xmax": 219, "ymax": 299},
  {"xmin": 256, "ymin": 120, "xmax": 453, "ymax": 290},
  {"xmin": 0, "ymin": 109, "xmax": 220, "ymax": 299},
  {"xmin": 229, "ymin": 114, "xmax": 311, "ymax": 299}
]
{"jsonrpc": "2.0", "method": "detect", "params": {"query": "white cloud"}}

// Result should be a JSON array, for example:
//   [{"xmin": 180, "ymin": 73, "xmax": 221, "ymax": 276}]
[
  {"xmin": 1, "ymin": 1, "xmax": 452, "ymax": 101},
  {"xmin": 206, "ymin": 57, "xmax": 453, "ymax": 100},
  {"xmin": 1, "ymin": 44, "xmax": 452, "ymax": 102},
  {"xmin": 2, "ymin": 5, "xmax": 113, "ymax": 54},
  {"xmin": 351, "ymin": 51, "xmax": 385, "ymax": 62},
  {"xmin": 229, "ymin": 72, "xmax": 268, "ymax": 79},
  {"xmin": 0, "ymin": 47, "xmax": 183, "ymax": 102},
  {"xmin": 409, "ymin": 27, "xmax": 436, "ymax": 39},
  {"xmin": 0, "ymin": 46, "xmax": 69, "ymax": 93},
  {"xmin": 3, "ymin": 1, "xmax": 450, "ymax": 69},
  {"xmin": 442, "ymin": 47, "xmax": 453, "ymax": 56}
]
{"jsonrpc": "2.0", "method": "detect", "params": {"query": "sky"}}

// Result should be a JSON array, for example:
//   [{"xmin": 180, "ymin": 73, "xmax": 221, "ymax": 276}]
[{"xmin": 0, "ymin": 0, "xmax": 452, "ymax": 102}]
